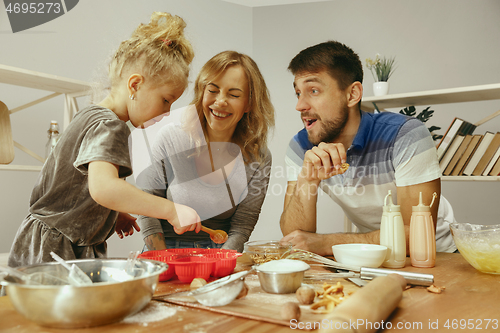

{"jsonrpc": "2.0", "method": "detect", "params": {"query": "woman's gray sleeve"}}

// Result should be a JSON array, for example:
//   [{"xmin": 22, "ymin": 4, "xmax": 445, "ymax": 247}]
[{"xmin": 222, "ymin": 152, "xmax": 272, "ymax": 252}]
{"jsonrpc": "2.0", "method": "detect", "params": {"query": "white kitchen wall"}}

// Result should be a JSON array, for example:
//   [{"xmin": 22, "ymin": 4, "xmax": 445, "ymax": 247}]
[
  {"xmin": 0, "ymin": 0, "xmax": 252, "ymax": 256},
  {"xmin": 250, "ymin": 0, "xmax": 500, "ymax": 240},
  {"xmin": 1, "ymin": 0, "xmax": 499, "ymax": 257}
]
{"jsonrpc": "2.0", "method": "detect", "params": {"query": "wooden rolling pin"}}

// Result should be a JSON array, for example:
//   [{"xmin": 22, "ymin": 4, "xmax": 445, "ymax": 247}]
[{"xmin": 320, "ymin": 274, "xmax": 406, "ymax": 333}]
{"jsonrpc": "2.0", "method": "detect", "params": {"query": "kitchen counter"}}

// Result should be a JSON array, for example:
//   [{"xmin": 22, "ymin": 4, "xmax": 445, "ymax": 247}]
[{"xmin": 0, "ymin": 252, "xmax": 499, "ymax": 332}]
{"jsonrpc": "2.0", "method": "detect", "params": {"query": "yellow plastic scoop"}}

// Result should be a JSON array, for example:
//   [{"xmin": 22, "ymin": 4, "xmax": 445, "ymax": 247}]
[{"xmin": 201, "ymin": 226, "xmax": 228, "ymax": 244}]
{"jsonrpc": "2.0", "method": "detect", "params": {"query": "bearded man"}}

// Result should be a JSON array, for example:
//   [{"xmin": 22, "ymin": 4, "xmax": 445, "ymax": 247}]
[{"xmin": 280, "ymin": 41, "xmax": 457, "ymax": 256}]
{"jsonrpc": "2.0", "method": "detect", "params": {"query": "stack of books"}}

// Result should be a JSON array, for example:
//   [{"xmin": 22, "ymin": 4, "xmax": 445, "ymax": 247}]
[{"xmin": 437, "ymin": 117, "xmax": 500, "ymax": 176}]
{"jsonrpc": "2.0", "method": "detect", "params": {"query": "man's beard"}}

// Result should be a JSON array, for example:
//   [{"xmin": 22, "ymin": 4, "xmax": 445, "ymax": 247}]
[{"xmin": 308, "ymin": 105, "xmax": 349, "ymax": 146}]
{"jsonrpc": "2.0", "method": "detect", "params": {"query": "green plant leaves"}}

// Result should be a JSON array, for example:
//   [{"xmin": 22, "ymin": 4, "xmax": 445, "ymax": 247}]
[{"xmin": 399, "ymin": 106, "xmax": 442, "ymax": 141}]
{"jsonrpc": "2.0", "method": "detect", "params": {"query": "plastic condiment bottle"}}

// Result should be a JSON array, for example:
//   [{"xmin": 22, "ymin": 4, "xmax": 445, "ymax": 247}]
[
  {"xmin": 45, "ymin": 120, "xmax": 60, "ymax": 159},
  {"xmin": 410, "ymin": 192, "xmax": 437, "ymax": 268},
  {"xmin": 380, "ymin": 190, "xmax": 406, "ymax": 268}
]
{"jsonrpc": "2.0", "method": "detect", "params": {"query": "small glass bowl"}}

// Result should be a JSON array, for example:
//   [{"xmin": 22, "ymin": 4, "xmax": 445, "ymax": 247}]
[
  {"xmin": 450, "ymin": 223, "xmax": 500, "ymax": 274},
  {"xmin": 243, "ymin": 240, "xmax": 293, "ymax": 265}
]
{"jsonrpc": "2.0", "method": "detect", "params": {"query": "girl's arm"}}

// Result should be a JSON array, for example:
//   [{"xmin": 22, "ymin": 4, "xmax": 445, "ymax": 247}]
[{"xmin": 88, "ymin": 160, "xmax": 201, "ymax": 234}]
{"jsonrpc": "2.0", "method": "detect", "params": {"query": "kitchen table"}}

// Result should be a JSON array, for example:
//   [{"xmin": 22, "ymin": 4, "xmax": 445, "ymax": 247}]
[{"xmin": 0, "ymin": 252, "xmax": 499, "ymax": 332}]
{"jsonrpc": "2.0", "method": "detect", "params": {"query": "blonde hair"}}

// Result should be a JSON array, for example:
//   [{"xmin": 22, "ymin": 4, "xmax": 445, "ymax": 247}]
[
  {"xmin": 108, "ymin": 12, "xmax": 194, "ymax": 89},
  {"xmin": 188, "ymin": 51, "xmax": 275, "ymax": 163}
]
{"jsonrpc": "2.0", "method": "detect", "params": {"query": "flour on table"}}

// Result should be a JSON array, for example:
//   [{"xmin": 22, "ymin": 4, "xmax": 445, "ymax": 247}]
[
  {"xmin": 256, "ymin": 259, "xmax": 310, "ymax": 273},
  {"xmin": 122, "ymin": 301, "xmax": 177, "ymax": 325}
]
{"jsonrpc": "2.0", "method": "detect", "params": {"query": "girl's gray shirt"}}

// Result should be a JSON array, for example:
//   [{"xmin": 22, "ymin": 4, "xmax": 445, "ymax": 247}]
[{"xmin": 8, "ymin": 105, "xmax": 131, "ymax": 266}]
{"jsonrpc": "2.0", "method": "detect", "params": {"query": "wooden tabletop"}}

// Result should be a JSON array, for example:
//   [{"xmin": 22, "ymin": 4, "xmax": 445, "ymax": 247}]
[{"xmin": 0, "ymin": 252, "xmax": 499, "ymax": 333}]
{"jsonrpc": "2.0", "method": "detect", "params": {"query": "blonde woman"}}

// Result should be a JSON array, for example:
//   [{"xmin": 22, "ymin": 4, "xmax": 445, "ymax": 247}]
[{"xmin": 137, "ymin": 51, "xmax": 275, "ymax": 252}]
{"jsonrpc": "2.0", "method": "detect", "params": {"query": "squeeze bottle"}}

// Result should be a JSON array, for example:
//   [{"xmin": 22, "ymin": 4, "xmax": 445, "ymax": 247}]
[
  {"xmin": 379, "ymin": 190, "xmax": 406, "ymax": 268},
  {"xmin": 410, "ymin": 192, "xmax": 437, "ymax": 268},
  {"xmin": 45, "ymin": 120, "xmax": 60, "ymax": 159}
]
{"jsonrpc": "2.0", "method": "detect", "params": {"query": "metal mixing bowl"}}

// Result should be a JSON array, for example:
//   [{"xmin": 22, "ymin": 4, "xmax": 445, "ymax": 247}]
[
  {"xmin": 254, "ymin": 260, "xmax": 310, "ymax": 294},
  {"xmin": 0, "ymin": 258, "xmax": 167, "ymax": 328},
  {"xmin": 450, "ymin": 223, "xmax": 500, "ymax": 274}
]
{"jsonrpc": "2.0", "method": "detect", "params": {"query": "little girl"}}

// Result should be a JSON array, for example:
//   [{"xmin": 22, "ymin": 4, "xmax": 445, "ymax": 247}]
[{"xmin": 8, "ymin": 12, "xmax": 201, "ymax": 267}]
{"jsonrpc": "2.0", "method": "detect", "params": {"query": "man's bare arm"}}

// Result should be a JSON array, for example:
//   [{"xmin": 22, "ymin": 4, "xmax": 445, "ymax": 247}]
[{"xmin": 280, "ymin": 180, "xmax": 319, "ymax": 236}]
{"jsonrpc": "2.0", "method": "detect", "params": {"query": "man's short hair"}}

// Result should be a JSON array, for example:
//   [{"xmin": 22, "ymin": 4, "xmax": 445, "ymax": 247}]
[{"xmin": 288, "ymin": 40, "xmax": 363, "ymax": 90}]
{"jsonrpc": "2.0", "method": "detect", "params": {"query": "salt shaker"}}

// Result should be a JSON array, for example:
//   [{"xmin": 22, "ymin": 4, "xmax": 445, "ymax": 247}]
[
  {"xmin": 410, "ymin": 192, "xmax": 438, "ymax": 268},
  {"xmin": 380, "ymin": 190, "xmax": 406, "ymax": 268}
]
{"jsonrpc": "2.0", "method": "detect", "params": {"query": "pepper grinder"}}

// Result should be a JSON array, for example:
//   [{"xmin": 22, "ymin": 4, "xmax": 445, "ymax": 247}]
[{"xmin": 410, "ymin": 192, "xmax": 437, "ymax": 268}]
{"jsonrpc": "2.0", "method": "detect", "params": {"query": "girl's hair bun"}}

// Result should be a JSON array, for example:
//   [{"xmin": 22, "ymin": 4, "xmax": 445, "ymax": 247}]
[{"xmin": 108, "ymin": 11, "xmax": 194, "ymax": 87}]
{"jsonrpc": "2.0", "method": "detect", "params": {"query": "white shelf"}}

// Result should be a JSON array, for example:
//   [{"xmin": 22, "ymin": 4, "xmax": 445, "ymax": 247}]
[
  {"xmin": 361, "ymin": 83, "xmax": 500, "ymax": 181},
  {"xmin": 0, "ymin": 165, "xmax": 43, "ymax": 172},
  {"xmin": 442, "ymin": 176, "xmax": 500, "ymax": 182},
  {"xmin": 0, "ymin": 64, "xmax": 92, "ymax": 172},
  {"xmin": 361, "ymin": 83, "xmax": 500, "ymax": 111},
  {"xmin": 0, "ymin": 64, "xmax": 91, "ymax": 94}
]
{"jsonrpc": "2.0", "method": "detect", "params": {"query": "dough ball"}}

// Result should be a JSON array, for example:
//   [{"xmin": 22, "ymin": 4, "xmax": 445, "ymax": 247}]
[
  {"xmin": 280, "ymin": 302, "xmax": 301, "ymax": 321},
  {"xmin": 190, "ymin": 278, "xmax": 207, "ymax": 290},
  {"xmin": 236, "ymin": 282, "xmax": 248, "ymax": 299},
  {"xmin": 296, "ymin": 286, "xmax": 316, "ymax": 305}
]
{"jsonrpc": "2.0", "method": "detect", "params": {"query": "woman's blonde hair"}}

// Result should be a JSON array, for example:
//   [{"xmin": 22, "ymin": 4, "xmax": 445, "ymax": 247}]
[
  {"xmin": 108, "ymin": 12, "xmax": 194, "ymax": 89},
  {"xmin": 189, "ymin": 51, "xmax": 275, "ymax": 163}
]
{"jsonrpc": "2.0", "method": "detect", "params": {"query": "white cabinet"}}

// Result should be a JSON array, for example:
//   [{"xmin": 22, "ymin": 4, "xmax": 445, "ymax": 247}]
[{"xmin": 361, "ymin": 83, "xmax": 500, "ymax": 182}]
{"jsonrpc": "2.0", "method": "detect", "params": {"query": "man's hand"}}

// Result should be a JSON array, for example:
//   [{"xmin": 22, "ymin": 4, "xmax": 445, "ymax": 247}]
[
  {"xmin": 115, "ymin": 212, "xmax": 140, "ymax": 239},
  {"xmin": 281, "ymin": 230, "xmax": 333, "ymax": 256},
  {"xmin": 301, "ymin": 142, "xmax": 348, "ymax": 182}
]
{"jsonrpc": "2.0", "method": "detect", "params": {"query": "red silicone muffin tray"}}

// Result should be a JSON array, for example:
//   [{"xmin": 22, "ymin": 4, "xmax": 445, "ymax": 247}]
[
  {"xmin": 138, "ymin": 251, "xmax": 179, "ymax": 282},
  {"xmin": 138, "ymin": 248, "xmax": 241, "ymax": 283}
]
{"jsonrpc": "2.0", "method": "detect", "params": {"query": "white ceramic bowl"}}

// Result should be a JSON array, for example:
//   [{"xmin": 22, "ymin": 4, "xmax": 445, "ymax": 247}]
[{"xmin": 332, "ymin": 244, "xmax": 388, "ymax": 268}]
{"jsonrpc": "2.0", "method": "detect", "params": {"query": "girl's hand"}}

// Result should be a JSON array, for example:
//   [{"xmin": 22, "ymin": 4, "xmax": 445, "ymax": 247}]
[
  {"xmin": 170, "ymin": 203, "xmax": 202, "ymax": 234},
  {"xmin": 115, "ymin": 212, "xmax": 140, "ymax": 239}
]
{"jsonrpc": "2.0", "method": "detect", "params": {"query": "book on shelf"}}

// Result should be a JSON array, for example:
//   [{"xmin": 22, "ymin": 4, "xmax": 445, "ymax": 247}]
[
  {"xmin": 483, "ymin": 145, "xmax": 500, "ymax": 176},
  {"xmin": 472, "ymin": 132, "xmax": 500, "ymax": 176},
  {"xmin": 436, "ymin": 118, "xmax": 476, "ymax": 161},
  {"xmin": 463, "ymin": 131, "xmax": 495, "ymax": 176},
  {"xmin": 440, "ymin": 135, "xmax": 465, "ymax": 174},
  {"xmin": 451, "ymin": 134, "xmax": 483, "ymax": 176},
  {"xmin": 488, "ymin": 154, "xmax": 500, "ymax": 176},
  {"xmin": 442, "ymin": 134, "xmax": 473, "ymax": 176}
]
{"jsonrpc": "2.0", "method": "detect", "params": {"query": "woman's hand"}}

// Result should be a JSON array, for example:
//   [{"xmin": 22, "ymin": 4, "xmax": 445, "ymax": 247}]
[{"xmin": 115, "ymin": 212, "xmax": 140, "ymax": 239}]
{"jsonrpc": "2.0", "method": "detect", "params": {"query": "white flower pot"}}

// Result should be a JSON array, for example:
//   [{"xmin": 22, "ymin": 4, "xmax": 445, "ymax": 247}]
[{"xmin": 373, "ymin": 81, "xmax": 390, "ymax": 96}]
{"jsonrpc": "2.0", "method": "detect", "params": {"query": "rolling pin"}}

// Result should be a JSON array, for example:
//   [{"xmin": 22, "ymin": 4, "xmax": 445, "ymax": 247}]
[{"xmin": 320, "ymin": 273, "xmax": 406, "ymax": 333}]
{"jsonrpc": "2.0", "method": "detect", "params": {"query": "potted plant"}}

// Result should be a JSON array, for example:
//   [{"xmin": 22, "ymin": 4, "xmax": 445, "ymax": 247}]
[{"xmin": 366, "ymin": 54, "xmax": 396, "ymax": 96}]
